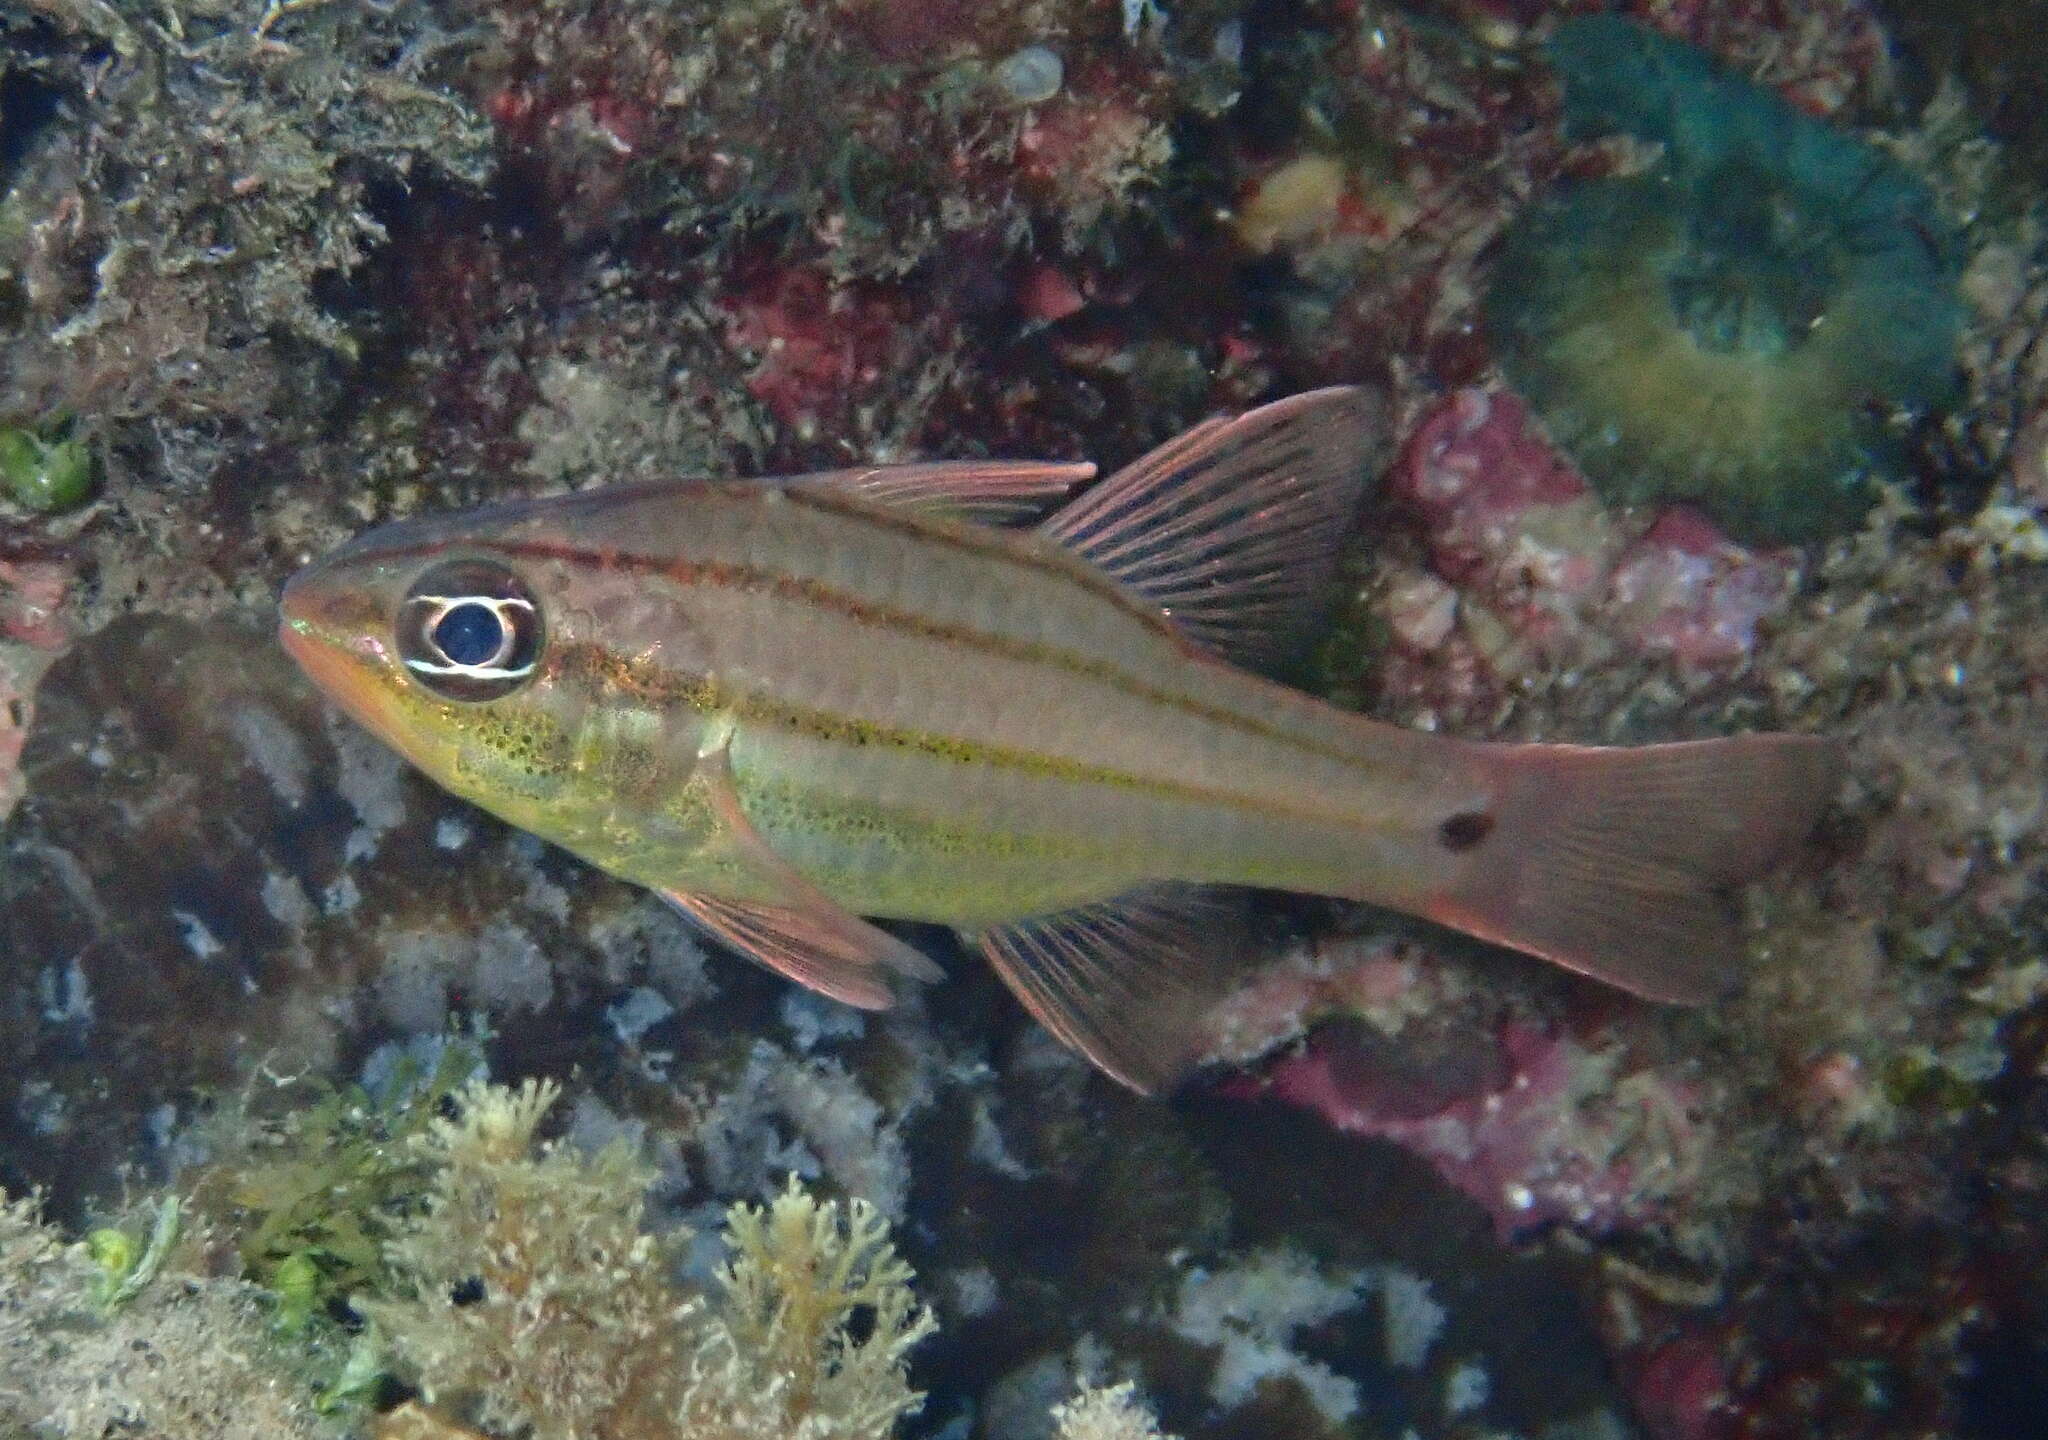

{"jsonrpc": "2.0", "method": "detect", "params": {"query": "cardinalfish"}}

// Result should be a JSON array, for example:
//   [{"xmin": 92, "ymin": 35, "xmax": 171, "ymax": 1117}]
[{"xmin": 280, "ymin": 389, "xmax": 1840, "ymax": 1092}]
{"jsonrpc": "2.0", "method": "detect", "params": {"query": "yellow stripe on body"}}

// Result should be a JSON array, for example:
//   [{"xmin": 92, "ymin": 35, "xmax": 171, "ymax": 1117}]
[
  {"xmin": 550, "ymin": 634, "xmax": 1377, "ymax": 918},
  {"xmin": 496, "ymin": 497, "xmax": 1447, "ymax": 919},
  {"xmin": 492, "ymin": 495, "xmax": 1378, "ymax": 768}
]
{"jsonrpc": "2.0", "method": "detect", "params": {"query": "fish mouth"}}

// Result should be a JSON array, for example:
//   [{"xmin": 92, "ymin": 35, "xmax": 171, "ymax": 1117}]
[
  {"xmin": 278, "ymin": 606, "xmax": 349, "ymax": 691},
  {"xmin": 280, "ymin": 610, "xmax": 431, "ymax": 768},
  {"xmin": 278, "ymin": 570, "xmax": 357, "ymax": 691},
  {"xmin": 277, "ymin": 575, "xmax": 414, "ymax": 747}
]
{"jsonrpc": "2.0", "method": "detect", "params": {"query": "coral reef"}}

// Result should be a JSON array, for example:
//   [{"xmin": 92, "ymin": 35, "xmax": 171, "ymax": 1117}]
[
  {"xmin": 3, "ymin": 2, "xmax": 2048, "ymax": 1439},
  {"xmin": 458, "ymin": 0, "xmax": 1177, "ymax": 271},
  {"xmin": 1248, "ymin": 1010, "xmax": 1701, "ymax": 1240},
  {"xmin": 1366, "ymin": 384, "xmax": 1803, "ymax": 723},
  {"xmin": 0, "ymin": 1193, "xmax": 345, "ymax": 1439},
  {"xmin": 368, "ymin": 1077, "xmax": 935, "ymax": 1440},
  {"xmin": 1485, "ymin": 17, "xmax": 1966, "ymax": 542},
  {"xmin": 0, "ymin": 0, "xmax": 493, "ymax": 458}
]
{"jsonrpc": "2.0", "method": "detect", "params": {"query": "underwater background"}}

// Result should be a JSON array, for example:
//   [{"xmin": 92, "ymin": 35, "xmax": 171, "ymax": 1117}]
[{"xmin": 3, "ymin": 0, "xmax": 2048, "ymax": 1436}]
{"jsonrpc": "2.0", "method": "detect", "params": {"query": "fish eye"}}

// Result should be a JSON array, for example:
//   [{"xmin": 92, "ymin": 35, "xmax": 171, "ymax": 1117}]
[
  {"xmin": 397, "ymin": 560, "xmax": 544, "ymax": 702},
  {"xmin": 433, "ymin": 602, "xmax": 506, "ymax": 667}
]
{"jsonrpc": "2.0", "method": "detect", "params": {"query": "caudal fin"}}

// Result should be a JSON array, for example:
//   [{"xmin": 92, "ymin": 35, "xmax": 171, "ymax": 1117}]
[{"xmin": 1424, "ymin": 734, "xmax": 1843, "ymax": 1002}]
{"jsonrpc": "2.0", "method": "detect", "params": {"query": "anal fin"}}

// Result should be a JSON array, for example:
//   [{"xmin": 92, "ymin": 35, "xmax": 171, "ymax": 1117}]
[
  {"xmin": 975, "ymin": 884, "xmax": 1251, "ymax": 1094},
  {"xmin": 664, "ymin": 731, "xmax": 944, "ymax": 1011}
]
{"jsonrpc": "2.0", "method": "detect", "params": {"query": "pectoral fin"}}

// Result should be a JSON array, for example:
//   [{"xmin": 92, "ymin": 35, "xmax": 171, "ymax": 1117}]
[
  {"xmin": 662, "ymin": 734, "xmax": 943, "ymax": 1011},
  {"xmin": 974, "ymin": 884, "xmax": 1250, "ymax": 1094},
  {"xmin": 660, "ymin": 889, "xmax": 911, "ymax": 1010}
]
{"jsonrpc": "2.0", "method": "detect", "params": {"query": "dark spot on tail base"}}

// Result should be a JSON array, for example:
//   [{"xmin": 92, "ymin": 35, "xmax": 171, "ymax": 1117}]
[{"xmin": 1439, "ymin": 810, "xmax": 1495, "ymax": 852}]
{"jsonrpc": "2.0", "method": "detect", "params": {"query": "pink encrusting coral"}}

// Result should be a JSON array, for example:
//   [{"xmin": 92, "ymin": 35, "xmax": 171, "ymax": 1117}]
[
  {"xmin": 722, "ymin": 265, "xmax": 920, "ymax": 439},
  {"xmin": 1013, "ymin": 58, "xmax": 1173, "ymax": 239},
  {"xmin": 1206, "ymin": 935, "xmax": 1709, "ymax": 1241},
  {"xmin": 1393, "ymin": 386, "xmax": 1611, "ymax": 606},
  {"xmin": 0, "ymin": 553, "xmax": 74, "ymax": 821},
  {"xmin": 1607, "ymin": 509, "xmax": 1801, "ymax": 671},
  {"xmin": 1242, "ymin": 1016, "xmax": 1706, "ymax": 1239},
  {"xmin": 0, "ymin": 556, "xmax": 73, "ymax": 653},
  {"xmin": 1374, "ymin": 386, "xmax": 1802, "ymax": 714},
  {"xmin": 1623, "ymin": 1327, "xmax": 1738, "ymax": 1440}
]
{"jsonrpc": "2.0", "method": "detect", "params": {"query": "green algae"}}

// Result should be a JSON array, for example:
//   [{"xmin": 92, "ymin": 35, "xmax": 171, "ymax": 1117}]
[
  {"xmin": 0, "ymin": 420, "xmax": 93, "ymax": 512},
  {"xmin": 1485, "ymin": 18, "xmax": 1965, "ymax": 543},
  {"xmin": 184, "ymin": 1042, "xmax": 483, "ymax": 1329},
  {"xmin": 85, "ymin": 1196, "xmax": 180, "ymax": 1311}
]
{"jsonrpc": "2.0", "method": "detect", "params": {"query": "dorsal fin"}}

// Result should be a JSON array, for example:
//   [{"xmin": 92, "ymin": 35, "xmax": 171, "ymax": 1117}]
[
  {"xmin": 1037, "ymin": 387, "xmax": 1385, "ymax": 670},
  {"xmin": 794, "ymin": 460, "xmax": 1097, "ymax": 526},
  {"xmin": 975, "ymin": 884, "xmax": 1251, "ymax": 1094}
]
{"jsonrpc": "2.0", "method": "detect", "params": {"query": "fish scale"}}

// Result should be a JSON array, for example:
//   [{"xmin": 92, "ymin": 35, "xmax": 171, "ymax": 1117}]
[
  {"xmin": 494, "ymin": 491, "xmax": 1462, "ymax": 906},
  {"xmin": 282, "ymin": 388, "xmax": 1843, "ymax": 1091},
  {"xmin": 561, "ymin": 504, "xmax": 1457, "ymax": 912}
]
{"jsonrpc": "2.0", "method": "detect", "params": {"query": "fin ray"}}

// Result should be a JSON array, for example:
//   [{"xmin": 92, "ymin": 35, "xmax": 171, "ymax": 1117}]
[
  {"xmin": 664, "ymin": 735, "xmax": 943, "ymax": 1010},
  {"xmin": 1425, "ymin": 734, "xmax": 1843, "ymax": 1002},
  {"xmin": 660, "ymin": 889, "xmax": 900, "ymax": 1010},
  {"xmin": 1039, "ymin": 387, "xmax": 1385, "ymax": 669},
  {"xmin": 976, "ymin": 883, "xmax": 1250, "ymax": 1093},
  {"xmin": 797, "ymin": 460, "xmax": 1097, "ymax": 526}
]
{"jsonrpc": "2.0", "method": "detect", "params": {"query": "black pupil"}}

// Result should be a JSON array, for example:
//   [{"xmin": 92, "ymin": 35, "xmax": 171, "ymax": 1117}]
[{"xmin": 433, "ymin": 603, "xmax": 504, "ymax": 667}]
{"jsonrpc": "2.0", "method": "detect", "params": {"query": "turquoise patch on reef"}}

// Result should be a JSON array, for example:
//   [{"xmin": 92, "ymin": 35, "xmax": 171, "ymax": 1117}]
[{"xmin": 1484, "ymin": 17, "xmax": 1964, "ymax": 543}]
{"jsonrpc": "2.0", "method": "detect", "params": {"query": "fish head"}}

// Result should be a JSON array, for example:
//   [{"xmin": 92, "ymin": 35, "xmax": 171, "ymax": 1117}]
[{"xmin": 279, "ymin": 504, "xmax": 594, "ymax": 820}]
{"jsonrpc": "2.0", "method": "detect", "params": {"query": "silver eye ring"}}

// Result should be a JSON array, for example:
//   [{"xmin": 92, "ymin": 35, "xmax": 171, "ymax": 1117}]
[{"xmin": 397, "ymin": 560, "xmax": 544, "ymax": 702}]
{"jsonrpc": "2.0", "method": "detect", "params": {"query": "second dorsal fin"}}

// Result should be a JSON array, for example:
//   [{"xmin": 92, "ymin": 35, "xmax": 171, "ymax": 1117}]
[{"xmin": 1038, "ymin": 386, "xmax": 1385, "ymax": 670}]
